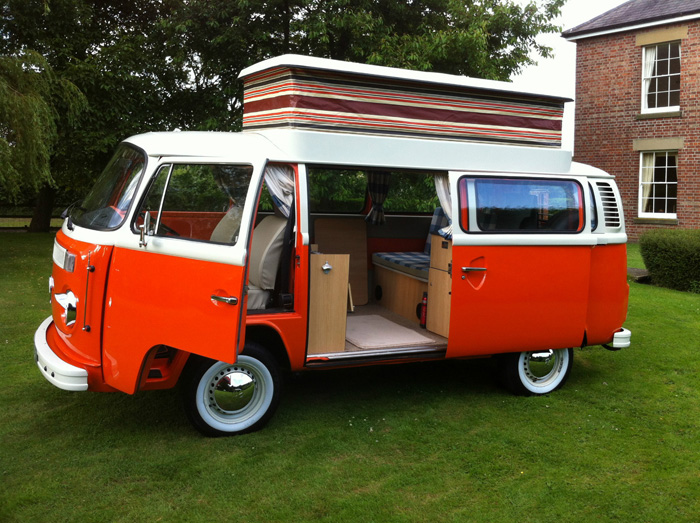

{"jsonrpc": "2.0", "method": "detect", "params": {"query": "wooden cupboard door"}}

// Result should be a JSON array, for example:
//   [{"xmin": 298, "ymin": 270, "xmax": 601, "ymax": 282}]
[
  {"xmin": 427, "ymin": 268, "xmax": 450, "ymax": 338},
  {"xmin": 307, "ymin": 254, "xmax": 350, "ymax": 354}
]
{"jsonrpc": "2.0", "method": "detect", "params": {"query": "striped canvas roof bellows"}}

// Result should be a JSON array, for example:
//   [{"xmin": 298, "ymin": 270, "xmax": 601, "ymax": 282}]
[{"xmin": 242, "ymin": 65, "xmax": 565, "ymax": 149}]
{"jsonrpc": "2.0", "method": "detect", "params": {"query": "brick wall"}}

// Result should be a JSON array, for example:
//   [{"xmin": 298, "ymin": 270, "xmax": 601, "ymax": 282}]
[{"xmin": 573, "ymin": 22, "xmax": 700, "ymax": 240}]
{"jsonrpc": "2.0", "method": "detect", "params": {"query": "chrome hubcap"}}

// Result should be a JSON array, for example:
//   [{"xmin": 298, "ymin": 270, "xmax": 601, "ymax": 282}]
[
  {"xmin": 208, "ymin": 367, "xmax": 257, "ymax": 414},
  {"xmin": 523, "ymin": 350, "xmax": 557, "ymax": 383}
]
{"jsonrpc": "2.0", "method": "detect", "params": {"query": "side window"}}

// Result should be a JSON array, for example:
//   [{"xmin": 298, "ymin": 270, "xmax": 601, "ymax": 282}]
[
  {"xmin": 383, "ymin": 172, "xmax": 439, "ymax": 213},
  {"xmin": 306, "ymin": 167, "xmax": 442, "ymax": 214},
  {"xmin": 307, "ymin": 167, "xmax": 367, "ymax": 213},
  {"xmin": 642, "ymin": 42, "xmax": 681, "ymax": 113},
  {"xmin": 638, "ymin": 151, "xmax": 678, "ymax": 218},
  {"xmin": 460, "ymin": 177, "xmax": 583, "ymax": 233},
  {"xmin": 137, "ymin": 164, "xmax": 253, "ymax": 244}
]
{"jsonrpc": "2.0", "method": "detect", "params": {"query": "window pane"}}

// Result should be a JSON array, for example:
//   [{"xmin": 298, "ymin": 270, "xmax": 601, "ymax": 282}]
[
  {"xmin": 657, "ymin": 59, "xmax": 669, "ymax": 76},
  {"xmin": 670, "ymin": 43, "xmax": 680, "ymax": 59},
  {"xmin": 383, "ymin": 172, "xmax": 439, "ymax": 213},
  {"xmin": 639, "ymin": 152, "xmax": 678, "ymax": 217},
  {"xmin": 658, "ymin": 44, "xmax": 669, "ymax": 59},
  {"xmin": 138, "ymin": 164, "xmax": 253, "ymax": 244},
  {"xmin": 72, "ymin": 145, "xmax": 146, "ymax": 230},
  {"xmin": 670, "ymin": 90, "xmax": 680, "ymax": 106},
  {"xmin": 670, "ymin": 57, "xmax": 681, "ymax": 74},
  {"xmin": 307, "ymin": 168, "xmax": 368, "ymax": 213},
  {"xmin": 474, "ymin": 178, "xmax": 581, "ymax": 233},
  {"xmin": 647, "ymin": 92, "xmax": 657, "ymax": 108}
]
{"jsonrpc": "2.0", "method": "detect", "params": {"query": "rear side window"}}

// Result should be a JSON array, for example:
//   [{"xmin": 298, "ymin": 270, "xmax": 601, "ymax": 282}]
[{"xmin": 460, "ymin": 177, "xmax": 583, "ymax": 233}]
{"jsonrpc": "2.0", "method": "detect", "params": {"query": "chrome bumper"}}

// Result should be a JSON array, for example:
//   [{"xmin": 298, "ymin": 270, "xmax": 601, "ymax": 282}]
[
  {"xmin": 611, "ymin": 328, "xmax": 632, "ymax": 349},
  {"xmin": 34, "ymin": 316, "xmax": 88, "ymax": 391}
]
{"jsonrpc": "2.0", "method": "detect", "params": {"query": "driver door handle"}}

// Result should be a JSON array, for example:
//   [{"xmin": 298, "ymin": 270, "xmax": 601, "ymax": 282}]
[
  {"xmin": 211, "ymin": 295, "xmax": 238, "ymax": 305},
  {"xmin": 462, "ymin": 267, "xmax": 487, "ymax": 272}
]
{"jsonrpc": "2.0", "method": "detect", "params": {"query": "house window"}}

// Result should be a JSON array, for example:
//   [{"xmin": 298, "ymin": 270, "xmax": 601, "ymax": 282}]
[
  {"xmin": 639, "ymin": 151, "xmax": 677, "ymax": 217},
  {"xmin": 642, "ymin": 42, "xmax": 680, "ymax": 112}
]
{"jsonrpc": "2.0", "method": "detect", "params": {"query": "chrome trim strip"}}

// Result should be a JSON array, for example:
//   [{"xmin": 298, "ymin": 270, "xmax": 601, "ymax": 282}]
[{"xmin": 308, "ymin": 345, "xmax": 446, "ymax": 361}]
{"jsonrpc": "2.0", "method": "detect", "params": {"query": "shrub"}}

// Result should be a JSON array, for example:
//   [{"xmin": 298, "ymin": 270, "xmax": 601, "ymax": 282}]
[{"xmin": 640, "ymin": 228, "xmax": 700, "ymax": 292}]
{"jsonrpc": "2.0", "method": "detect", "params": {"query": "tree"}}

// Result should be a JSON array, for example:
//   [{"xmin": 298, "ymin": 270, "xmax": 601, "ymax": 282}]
[
  {"xmin": 0, "ymin": 51, "xmax": 85, "ymax": 204},
  {"xmin": 1, "ymin": 0, "xmax": 564, "ymax": 231},
  {"xmin": 2, "ymin": 0, "xmax": 187, "ymax": 230}
]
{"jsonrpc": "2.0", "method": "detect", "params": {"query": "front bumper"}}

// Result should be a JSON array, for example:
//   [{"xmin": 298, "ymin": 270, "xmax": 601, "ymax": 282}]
[{"xmin": 34, "ymin": 316, "xmax": 88, "ymax": 391}]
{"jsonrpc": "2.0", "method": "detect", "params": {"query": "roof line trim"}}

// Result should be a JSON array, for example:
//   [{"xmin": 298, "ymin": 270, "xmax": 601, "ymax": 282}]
[{"xmin": 564, "ymin": 12, "xmax": 700, "ymax": 41}]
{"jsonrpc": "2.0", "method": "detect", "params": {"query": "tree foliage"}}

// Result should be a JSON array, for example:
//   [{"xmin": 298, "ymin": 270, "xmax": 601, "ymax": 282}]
[
  {"xmin": 0, "ymin": 0, "xmax": 564, "ymax": 228},
  {"xmin": 0, "ymin": 50, "xmax": 85, "ymax": 201}
]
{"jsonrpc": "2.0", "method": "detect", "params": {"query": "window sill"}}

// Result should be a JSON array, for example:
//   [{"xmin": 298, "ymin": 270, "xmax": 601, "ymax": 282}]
[
  {"xmin": 633, "ymin": 217, "xmax": 679, "ymax": 225},
  {"xmin": 636, "ymin": 110, "xmax": 682, "ymax": 120}
]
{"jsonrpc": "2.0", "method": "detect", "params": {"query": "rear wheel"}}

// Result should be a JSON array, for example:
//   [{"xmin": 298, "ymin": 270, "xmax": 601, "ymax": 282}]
[
  {"xmin": 499, "ymin": 348, "xmax": 573, "ymax": 396},
  {"xmin": 182, "ymin": 343, "xmax": 281, "ymax": 436}
]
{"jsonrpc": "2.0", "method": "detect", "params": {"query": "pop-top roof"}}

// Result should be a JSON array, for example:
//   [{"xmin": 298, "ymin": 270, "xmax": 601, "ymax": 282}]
[{"xmin": 238, "ymin": 55, "xmax": 570, "ymax": 149}]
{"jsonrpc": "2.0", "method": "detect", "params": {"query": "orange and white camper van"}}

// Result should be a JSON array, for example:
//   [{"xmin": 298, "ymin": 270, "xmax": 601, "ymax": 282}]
[{"xmin": 35, "ymin": 55, "xmax": 631, "ymax": 436}]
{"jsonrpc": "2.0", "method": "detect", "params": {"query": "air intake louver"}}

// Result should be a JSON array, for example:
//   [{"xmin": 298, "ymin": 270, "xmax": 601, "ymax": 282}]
[{"xmin": 596, "ymin": 182, "xmax": 621, "ymax": 228}]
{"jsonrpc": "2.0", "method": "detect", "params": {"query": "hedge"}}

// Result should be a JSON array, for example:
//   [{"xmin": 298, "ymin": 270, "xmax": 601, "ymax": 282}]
[{"xmin": 639, "ymin": 228, "xmax": 700, "ymax": 293}]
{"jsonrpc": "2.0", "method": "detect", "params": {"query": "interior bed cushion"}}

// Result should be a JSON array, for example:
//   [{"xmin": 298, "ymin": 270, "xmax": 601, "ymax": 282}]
[{"xmin": 372, "ymin": 251, "xmax": 429, "ymax": 282}]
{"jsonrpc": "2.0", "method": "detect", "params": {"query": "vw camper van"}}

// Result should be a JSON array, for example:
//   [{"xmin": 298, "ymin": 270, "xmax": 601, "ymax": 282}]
[{"xmin": 35, "ymin": 55, "xmax": 631, "ymax": 436}]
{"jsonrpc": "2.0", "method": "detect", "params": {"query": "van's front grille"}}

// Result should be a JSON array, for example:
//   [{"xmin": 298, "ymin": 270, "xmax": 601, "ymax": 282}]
[{"xmin": 596, "ymin": 182, "xmax": 621, "ymax": 228}]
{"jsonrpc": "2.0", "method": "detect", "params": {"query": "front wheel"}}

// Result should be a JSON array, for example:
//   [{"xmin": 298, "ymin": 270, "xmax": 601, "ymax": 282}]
[
  {"xmin": 498, "ymin": 348, "xmax": 573, "ymax": 396},
  {"xmin": 182, "ymin": 343, "xmax": 281, "ymax": 436}
]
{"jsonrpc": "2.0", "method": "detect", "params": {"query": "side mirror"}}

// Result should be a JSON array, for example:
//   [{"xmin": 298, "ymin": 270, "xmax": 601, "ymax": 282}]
[{"xmin": 139, "ymin": 212, "xmax": 151, "ymax": 248}]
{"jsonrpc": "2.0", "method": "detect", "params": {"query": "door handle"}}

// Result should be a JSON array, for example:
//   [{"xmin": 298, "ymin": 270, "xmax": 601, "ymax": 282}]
[
  {"xmin": 462, "ymin": 267, "xmax": 487, "ymax": 272},
  {"xmin": 211, "ymin": 295, "xmax": 238, "ymax": 305}
]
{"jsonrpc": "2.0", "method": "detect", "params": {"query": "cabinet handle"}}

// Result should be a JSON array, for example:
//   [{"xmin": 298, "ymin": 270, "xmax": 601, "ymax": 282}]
[{"xmin": 322, "ymin": 262, "xmax": 333, "ymax": 274}]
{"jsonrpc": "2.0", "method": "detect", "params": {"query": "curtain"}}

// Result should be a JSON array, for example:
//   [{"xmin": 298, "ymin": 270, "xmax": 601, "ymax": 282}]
[
  {"xmin": 641, "ymin": 152, "xmax": 655, "ymax": 213},
  {"xmin": 434, "ymin": 173, "xmax": 453, "ymax": 238},
  {"xmin": 643, "ymin": 46, "xmax": 657, "ymax": 108},
  {"xmin": 365, "ymin": 171, "xmax": 391, "ymax": 225},
  {"xmin": 265, "ymin": 165, "xmax": 295, "ymax": 218}
]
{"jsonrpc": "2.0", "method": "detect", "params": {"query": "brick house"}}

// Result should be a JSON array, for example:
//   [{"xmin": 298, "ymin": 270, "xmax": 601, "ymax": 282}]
[{"xmin": 563, "ymin": 0, "xmax": 700, "ymax": 239}]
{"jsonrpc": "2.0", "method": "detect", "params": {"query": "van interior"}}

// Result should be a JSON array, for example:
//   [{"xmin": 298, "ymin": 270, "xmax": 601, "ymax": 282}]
[{"xmin": 250, "ymin": 165, "xmax": 452, "ymax": 362}]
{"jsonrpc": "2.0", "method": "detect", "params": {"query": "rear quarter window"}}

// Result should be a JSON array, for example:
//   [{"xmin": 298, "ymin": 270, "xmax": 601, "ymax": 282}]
[{"xmin": 459, "ymin": 177, "xmax": 583, "ymax": 233}]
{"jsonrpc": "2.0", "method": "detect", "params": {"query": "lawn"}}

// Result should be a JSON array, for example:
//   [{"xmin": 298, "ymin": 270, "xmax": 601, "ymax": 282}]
[{"xmin": 1, "ymin": 232, "xmax": 699, "ymax": 522}]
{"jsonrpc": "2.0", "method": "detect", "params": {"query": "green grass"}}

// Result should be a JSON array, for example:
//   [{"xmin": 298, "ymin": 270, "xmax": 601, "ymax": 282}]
[
  {"xmin": 2, "ymin": 233, "xmax": 699, "ymax": 522},
  {"xmin": 627, "ymin": 241, "xmax": 645, "ymax": 269}
]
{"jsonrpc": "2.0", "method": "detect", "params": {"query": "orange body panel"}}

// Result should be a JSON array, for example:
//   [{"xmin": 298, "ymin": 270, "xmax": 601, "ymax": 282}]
[
  {"xmin": 585, "ymin": 244, "xmax": 629, "ymax": 345},
  {"xmin": 447, "ymin": 245, "xmax": 592, "ymax": 357},
  {"xmin": 49, "ymin": 230, "xmax": 114, "ymax": 390},
  {"xmin": 102, "ymin": 247, "xmax": 246, "ymax": 394}
]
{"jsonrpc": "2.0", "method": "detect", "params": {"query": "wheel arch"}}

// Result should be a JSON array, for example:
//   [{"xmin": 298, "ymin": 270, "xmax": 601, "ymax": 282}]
[{"xmin": 245, "ymin": 324, "xmax": 291, "ymax": 372}]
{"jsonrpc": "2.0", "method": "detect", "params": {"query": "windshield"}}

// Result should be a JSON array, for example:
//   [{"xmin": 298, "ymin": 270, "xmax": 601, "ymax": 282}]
[{"xmin": 71, "ymin": 144, "xmax": 146, "ymax": 230}]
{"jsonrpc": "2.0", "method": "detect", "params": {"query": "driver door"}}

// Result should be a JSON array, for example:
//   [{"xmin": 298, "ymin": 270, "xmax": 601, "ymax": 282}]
[{"xmin": 102, "ymin": 160, "xmax": 259, "ymax": 394}]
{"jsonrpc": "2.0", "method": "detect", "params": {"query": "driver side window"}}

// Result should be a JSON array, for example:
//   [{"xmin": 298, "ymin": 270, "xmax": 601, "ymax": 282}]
[{"xmin": 137, "ymin": 163, "xmax": 254, "ymax": 245}]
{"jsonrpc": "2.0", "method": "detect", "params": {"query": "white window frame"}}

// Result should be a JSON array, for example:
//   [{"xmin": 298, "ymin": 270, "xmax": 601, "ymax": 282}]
[
  {"xmin": 638, "ymin": 151, "xmax": 678, "ymax": 219},
  {"xmin": 641, "ymin": 42, "xmax": 681, "ymax": 114}
]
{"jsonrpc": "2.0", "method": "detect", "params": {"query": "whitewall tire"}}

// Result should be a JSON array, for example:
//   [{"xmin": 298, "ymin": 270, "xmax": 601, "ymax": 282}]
[
  {"xmin": 499, "ymin": 348, "xmax": 573, "ymax": 396},
  {"xmin": 183, "ymin": 343, "xmax": 281, "ymax": 436}
]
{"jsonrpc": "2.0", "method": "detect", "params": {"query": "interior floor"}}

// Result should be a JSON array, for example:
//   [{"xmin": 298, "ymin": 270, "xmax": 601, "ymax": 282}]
[{"xmin": 344, "ymin": 304, "xmax": 447, "ymax": 352}]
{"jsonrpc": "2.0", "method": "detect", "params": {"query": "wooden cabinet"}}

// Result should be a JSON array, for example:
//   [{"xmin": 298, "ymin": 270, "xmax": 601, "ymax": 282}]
[
  {"xmin": 427, "ymin": 235, "xmax": 451, "ymax": 338},
  {"xmin": 307, "ymin": 254, "xmax": 350, "ymax": 354}
]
